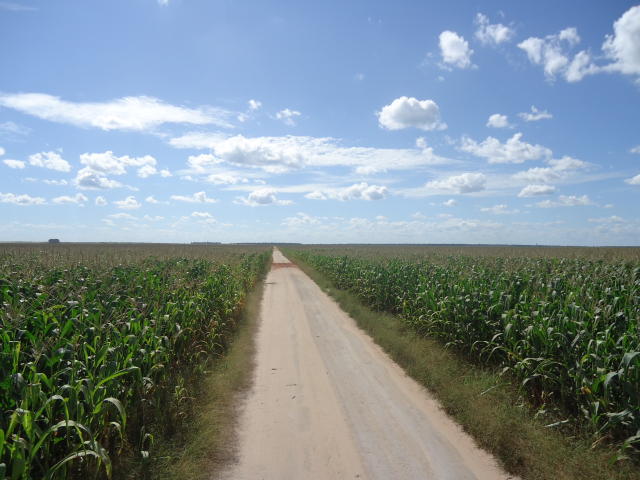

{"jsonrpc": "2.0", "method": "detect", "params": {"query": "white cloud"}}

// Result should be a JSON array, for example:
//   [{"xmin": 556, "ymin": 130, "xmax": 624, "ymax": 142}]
[
  {"xmin": 137, "ymin": 164, "xmax": 157, "ymax": 178},
  {"xmin": 186, "ymin": 153, "xmax": 222, "ymax": 172},
  {"xmin": 439, "ymin": 31, "xmax": 474, "ymax": 69},
  {"xmin": 305, "ymin": 182, "xmax": 389, "ymax": 201},
  {"xmin": 114, "ymin": 196, "xmax": 141, "ymax": 210},
  {"xmin": 205, "ymin": 173, "xmax": 249, "ymax": 185},
  {"xmin": 28, "ymin": 151, "xmax": 71, "ymax": 172},
  {"xmin": 460, "ymin": 132, "xmax": 551, "ymax": 164},
  {"xmin": 80, "ymin": 151, "xmax": 156, "ymax": 176},
  {"xmin": 275, "ymin": 108, "xmax": 301, "ymax": 126},
  {"xmin": 443, "ymin": 198, "xmax": 458, "ymax": 207},
  {"xmin": 630, "ymin": 145, "xmax": 640, "ymax": 154},
  {"xmin": 236, "ymin": 188, "xmax": 292, "ymax": 207},
  {"xmin": 513, "ymin": 156, "xmax": 588, "ymax": 184},
  {"xmin": 107, "ymin": 213, "xmax": 137, "ymax": 221},
  {"xmin": 3, "ymin": 159, "xmax": 25, "ymax": 169},
  {"xmin": 0, "ymin": 146, "xmax": 4, "ymax": 156},
  {"xmin": 518, "ymin": 27, "xmax": 598, "ymax": 82},
  {"xmin": 518, "ymin": 105, "xmax": 552, "ymax": 122},
  {"xmin": 170, "ymin": 191, "xmax": 217, "ymax": 203},
  {"xmin": 158, "ymin": 0, "xmax": 169, "ymax": 5},
  {"xmin": 42, "ymin": 179, "xmax": 67, "ymax": 186},
  {"xmin": 626, "ymin": 173, "xmax": 640, "ymax": 185},
  {"xmin": 52, "ymin": 193, "xmax": 88, "ymax": 205},
  {"xmin": 536, "ymin": 194, "xmax": 593, "ymax": 208},
  {"xmin": 0, "ymin": 93, "xmax": 232, "ymax": 131},
  {"xmin": 474, "ymin": 13, "xmax": 514, "ymax": 45},
  {"xmin": 171, "ymin": 133, "xmax": 452, "ymax": 174},
  {"xmin": 282, "ymin": 212, "xmax": 322, "ymax": 228},
  {"xmin": 143, "ymin": 214, "xmax": 164, "ymax": 222},
  {"xmin": 95, "ymin": 196, "xmax": 107, "ymax": 206},
  {"xmin": 74, "ymin": 167, "xmax": 123, "ymax": 190},
  {"xmin": 0, "ymin": 192, "xmax": 46, "ymax": 205},
  {"xmin": 602, "ymin": 6, "xmax": 640, "ymax": 77},
  {"xmin": 160, "ymin": 169, "xmax": 171, "ymax": 177},
  {"xmin": 425, "ymin": 172, "xmax": 486, "ymax": 194},
  {"xmin": 145, "ymin": 195, "xmax": 159, "ymax": 203},
  {"xmin": 486, "ymin": 113, "xmax": 511, "ymax": 128},
  {"xmin": 248, "ymin": 99, "xmax": 262, "ymax": 111},
  {"xmin": 378, "ymin": 96, "xmax": 446, "ymax": 131},
  {"xmin": 191, "ymin": 211, "xmax": 213, "ymax": 219},
  {"xmin": 518, "ymin": 184, "xmax": 557, "ymax": 197},
  {"xmin": 480, "ymin": 204, "xmax": 519, "ymax": 215}
]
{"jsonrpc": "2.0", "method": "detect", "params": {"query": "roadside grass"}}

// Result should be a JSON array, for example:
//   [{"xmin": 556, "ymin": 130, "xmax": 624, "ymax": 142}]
[
  {"xmin": 145, "ymin": 267, "xmax": 267, "ymax": 480},
  {"xmin": 290, "ymin": 253, "xmax": 640, "ymax": 480}
]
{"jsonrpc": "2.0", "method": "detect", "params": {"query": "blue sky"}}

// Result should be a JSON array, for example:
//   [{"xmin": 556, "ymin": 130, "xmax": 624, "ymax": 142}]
[{"xmin": 1, "ymin": 0, "xmax": 639, "ymax": 245}]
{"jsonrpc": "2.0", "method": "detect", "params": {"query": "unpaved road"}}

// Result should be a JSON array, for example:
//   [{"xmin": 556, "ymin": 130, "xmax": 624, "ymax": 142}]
[{"xmin": 222, "ymin": 250, "xmax": 514, "ymax": 480}]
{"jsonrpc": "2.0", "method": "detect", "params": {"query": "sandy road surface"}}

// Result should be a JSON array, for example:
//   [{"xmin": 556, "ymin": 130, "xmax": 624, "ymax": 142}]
[{"xmin": 221, "ymin": 250, "xmax": 515, "ymax": 480}]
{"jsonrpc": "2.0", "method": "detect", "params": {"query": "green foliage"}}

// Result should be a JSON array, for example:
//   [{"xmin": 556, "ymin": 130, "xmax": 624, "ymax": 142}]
[
  {"xmin": 0, "ymin": 245, "xmax": 270, "ymax": 479},
  {"xmin": 292, "ymin": 248, "xmax": 640, "ymax": 456}
]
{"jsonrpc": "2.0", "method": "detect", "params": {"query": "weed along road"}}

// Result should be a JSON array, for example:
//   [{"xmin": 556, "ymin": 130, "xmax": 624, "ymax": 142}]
[{"xmin": 222, "ymin": 249, "xmax": 515, "ymax": 480}]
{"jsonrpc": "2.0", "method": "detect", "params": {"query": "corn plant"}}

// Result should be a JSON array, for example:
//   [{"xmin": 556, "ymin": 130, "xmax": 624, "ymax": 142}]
[{"xmin": 0, "ymin": 245, "xmax": 269, "ymax": 479}]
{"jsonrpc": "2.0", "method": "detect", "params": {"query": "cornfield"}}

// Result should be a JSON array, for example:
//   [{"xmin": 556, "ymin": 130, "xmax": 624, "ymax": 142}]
[
  {"xmin": 0, "ymin": 244, "xmax": 270, "ymax": 479},
  {"xmin": 291, "ymin": 246, "xmax": 640, "ymax": 455}
]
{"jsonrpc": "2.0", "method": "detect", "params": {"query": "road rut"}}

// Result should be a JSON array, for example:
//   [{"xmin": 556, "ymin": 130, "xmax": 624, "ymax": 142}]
[{"xmin": 221, "ymin": 249, "xmax": 515, "ymax": 480}]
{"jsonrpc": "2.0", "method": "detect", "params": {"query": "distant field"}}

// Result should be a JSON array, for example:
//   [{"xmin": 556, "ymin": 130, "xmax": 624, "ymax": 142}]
[
  {"xmin": 0, "ymin": 243, "xmax": 270, "ymax": 479},
  {"xmin": 295, "ymin": 244, "xmax": 640, "ymax": 261},
  {"xmin": 288, "ymin": 245, "xmax": 640, "ymax": 458}
]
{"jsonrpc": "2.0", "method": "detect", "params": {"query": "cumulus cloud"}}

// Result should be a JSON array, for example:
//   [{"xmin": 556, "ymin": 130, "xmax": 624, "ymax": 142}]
[
  {"xmin": 536, "ymin": 194, "xmax": 593, "ymax": 208},
  {"xmin": 602, "ymin": 6, "xmax": 640, "ymax": 77},
  {"xmin": 425, "ymin": 172, "xmax": 486, "ymax": 194},
  {"xmin": 171, "ymin": 133, "xmax": 452, "ymax": 174},
  {"xmin": 443, "ymin": 198, "xmax": 458, "ymax": 207},
  {"xmin": 0, "ymin": 146, "xmax": 4, "ymax": 156},
  {"xmin": 52, "ymin": 193, "xmax": 88, "ymax": 205},
  {"xmin": 439, "ymin": 31, "xmax": 474, "ymax": 69},
  {"xmin": 0, "ymin": 192, "xmax": 46, "ymax": 205},
  {"xmin": 0, "ymin": 93, "xmax": 232, "ymax": 131},
  {"xmin": 248, "ymin": 99, "xmax": 262, "ymax": 111},
  {"xmin": 74, "ymin": 168, "xmax": 123, "ymax": 190},
  {"xmin": 518, "ymin": 184, "xmax": 557, "ymax": 197},
  {"xmin": 486, "ymin": 113, "xmax": 511, "ymax": 128},
  {"xmin": 113, "ymin": 196, "xmax": 141, "ymax": 210},
  {"xmin": 474, "ymin": 13, "xmax": 514, "ymax": 45},
  {"xmin": 378, "ymin": 97, "xmax": 446, "ymax": 131},
  {"xmin": 80, "ymin": 151, "xmax": 156, "ymax": 176},
  {"xmin": 28, "ymin": 151, "xmax": 71, "ymax": 172},
  {"xmin": 626, "ymin": 173, "xmax": 640, "ymax": 185},
  {"xmin": 235, "ymin": 188, "xmax": 292, "ymax": 207},
  {"xmin": 95, "ymin": 196, "xmax": 107, "ymax": 206},
  {"xmin": 275, "ymin": 108, "xmax": 301, "ymax": 126},
  {"xmin": 305, "ymin": 183, "xmax": 389, "ymax": 201},
  {"xmin": 3, "ymin": 159, "xmax": 25, "ymax": 169},
  {"xmin": 460, "ymin": 132, "xmax": 551, "ymax": 164},
  {"xmin": 513, "ymin": 156, "xmax": 588, "ymax": 184},
  {"xmin": 282, "ymin": 212, "xmax": 322, "ymax": 228},
  {"xmin": 480, "ymin": 204, "xmax": 519, "ymax": 215},
  {"xmin": 518, "ymin": 105, "xmax": 553, "ymax": 122},
  {"xmin": 518, "ymin": 27, "xmax": 598, "ymax": 82},
  {"xmin": 519, "ymin": 7, "xmax": 640, "ymax": 83},
  {"xmin": 630, "ymin": 145, "xmax": 640, "ymax": 154},
  {"xmin": 170, "ymin": 191, "xmax": 217, "ymax": 203},
  {"xmin": 42, "ymin": 179, "xmax": 67, "ymax": 186},
  {"xmin": 205, "ymin": 173, "xmax": 249, "ymax": 185}
]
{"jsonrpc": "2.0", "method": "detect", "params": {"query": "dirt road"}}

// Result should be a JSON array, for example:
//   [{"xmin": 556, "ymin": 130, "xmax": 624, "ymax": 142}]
[{"xmin": 222, "ymin": 250, "xmax": 514, "ymax": 480}]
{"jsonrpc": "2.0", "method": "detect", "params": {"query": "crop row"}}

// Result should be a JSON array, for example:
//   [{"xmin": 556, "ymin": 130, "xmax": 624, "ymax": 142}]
[
  {"xmin": 0, "ymin": 248, "xmax": 270, "ymax": 479},
  {"xmin": 292, "ymin": 249, "xmax": 639, "ymax": 454}
]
